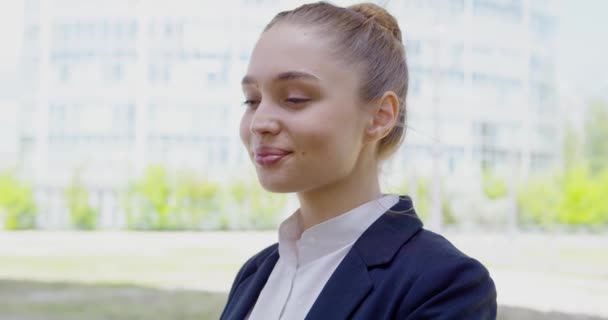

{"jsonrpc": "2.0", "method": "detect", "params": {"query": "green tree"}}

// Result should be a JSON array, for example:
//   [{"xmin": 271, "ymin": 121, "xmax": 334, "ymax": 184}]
[
  {"xmin": 0, "ymin": 171, "xmax": 37, "ymax": 230},
  {"xmin": 385, "ymin": 177, "xmax": 456, "ymax": 225},
  {"xmin": 585, "ymin": 99, "xmax": 608, "ymax": 173},
  {"xmin": 557, "ymin": 166, "xmax": 608, "ymax": 226},
  {"xmin": 124, "ymin": 166, "xmax": 224, "ymax": 230},
  {"xmin": 563, "ymin": 125, "xmax": 582, "ymax": 170},
  {"xmin": 517, "ymin": 100, "xmax": 608, "ymax": 229},
  {"xmin": 414, "ymin": 178, "xmax": 430, "ymax": 221},
  {"xmin": 518, "ymin": 166, "xmax": 608, "ymax": 228},
  {"xmin": 595, "ymin": 170, "xmax": 608, "ymax": 224},
  {"xmin": 482, "ymin": 170, "xmax": 508, "ymax": 200},
  {"xmin": 174, "ymin": 172, "xmax": 221, "ymax": 230},
  {"xmin": 223, "ymin": 179, "xmax": 249, "ymax": 230},
  {"xmin": 125, "ymin": 165, "xmax": 172, "ymax": 230},
  {"xmin": 220, "ymin": 178, "xmax": 289, "ymax": 230},
  {"xmin": 65, "ymin": 171, "xmax": 98, "ymax": 230},
  {"xmin": 248, "ymin": 185, "xmax": 287, "ymax": 230},
  {"xmin": 517, "ymin": 174, "xmax": 560, "ymax": 227}
]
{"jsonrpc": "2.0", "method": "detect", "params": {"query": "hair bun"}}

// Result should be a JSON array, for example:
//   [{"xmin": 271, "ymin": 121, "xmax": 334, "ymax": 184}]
[{"xmin": 348, "ymin": 3, "xmax": 402, "ymax": 43}]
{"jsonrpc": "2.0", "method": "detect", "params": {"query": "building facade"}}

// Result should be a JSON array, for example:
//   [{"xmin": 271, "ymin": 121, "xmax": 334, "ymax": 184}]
[{"xmin": 10, "ymin": 0, "xmax": 559, "ymax": 228}]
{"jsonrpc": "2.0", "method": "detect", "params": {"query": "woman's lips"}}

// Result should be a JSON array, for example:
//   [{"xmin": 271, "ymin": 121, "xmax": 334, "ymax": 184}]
[
  {"xmin": 254, "ymin": 147, "xmax": 293, "ymax": 166},
  {"xmin": 254, "ymin": 152, "xmax": 292, "ymax": 166}
]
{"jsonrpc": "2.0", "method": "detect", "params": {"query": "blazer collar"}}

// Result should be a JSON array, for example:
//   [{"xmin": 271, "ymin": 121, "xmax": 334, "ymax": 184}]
[
  {"xmin": 224, "ymin": 195, "xmax": 422, "ymax": 320},
  {"xmin": 224, "ymin": 246, "xmax": 279, "ymax": 320},
  {"xmin": 305, "ymin": 195, "xmax": 423, "ymax": 319},
  {"xmin": 354, "ymin": 195, "xmax": 423, "ymax": 267}
]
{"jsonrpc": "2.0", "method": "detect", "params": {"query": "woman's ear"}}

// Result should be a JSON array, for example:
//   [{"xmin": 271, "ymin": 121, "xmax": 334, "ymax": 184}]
[{"xmin": 365, "ymin": 91, "xmax": 399, "ymax": 142}]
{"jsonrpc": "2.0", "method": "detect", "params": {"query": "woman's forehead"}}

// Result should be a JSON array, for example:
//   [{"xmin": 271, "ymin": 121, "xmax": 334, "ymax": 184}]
[{"xmin": 246, "ymin": 24, "xmax": 341, "ymax": 84}]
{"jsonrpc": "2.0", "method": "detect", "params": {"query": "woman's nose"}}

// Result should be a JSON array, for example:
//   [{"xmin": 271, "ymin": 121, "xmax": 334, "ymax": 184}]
[{"xmin": 249, "ymin": 103, "xmax": 281, "ymax": 136}]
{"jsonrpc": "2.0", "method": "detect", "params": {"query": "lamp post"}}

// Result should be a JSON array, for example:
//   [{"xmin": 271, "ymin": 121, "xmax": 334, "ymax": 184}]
[{"xmin": 429, "ymin": 21, "xmax": 444, "ymax": 233}]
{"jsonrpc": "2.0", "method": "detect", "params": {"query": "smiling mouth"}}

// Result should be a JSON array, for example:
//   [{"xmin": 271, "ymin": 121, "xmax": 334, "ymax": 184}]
[{"xmin": 254, "ymin": 152, "xmax": 293, "ymax": 166}]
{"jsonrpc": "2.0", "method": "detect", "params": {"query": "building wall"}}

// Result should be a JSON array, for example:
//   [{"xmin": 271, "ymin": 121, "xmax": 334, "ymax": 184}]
[
  {"xmin": 391, "ymin": 0, "xmax": 559, "ymax": 181},
  {"xmin": 15, "ymin": 0, "xmax": 560, "ymax": 228}
]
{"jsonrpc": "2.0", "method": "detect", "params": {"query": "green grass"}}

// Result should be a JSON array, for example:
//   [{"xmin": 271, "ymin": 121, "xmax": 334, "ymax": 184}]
[
  {"xmin": 0, "ymin": 255, "xmax": 237, "ymax": 290},
  {"xmin": 0, "ymin": 279, "xmax": 227, "ymax": 320},
  {"xmin": 0, "ymin": 231, "xmax": 265, "ymax": 319},
  {"xmin": 1, "ymin": 231, "xmax": 607, "ymax": 319},
  {"xmin": 0, "ymin": 231, "xmax": 270, "ymax": 291},
  {"xmin": 1, "ymin": 280, "xmax": 606, "ymax": 320}
]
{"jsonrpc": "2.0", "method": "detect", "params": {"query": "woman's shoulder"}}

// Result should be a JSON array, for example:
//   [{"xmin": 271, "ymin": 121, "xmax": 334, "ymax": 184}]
[
  {"xmin": 393, "ymin": 227, "xmax": 492, "ymax": 278},
  {"xmin": 239, "ymin": 242, "xmax": 279, "ymax": 275},
  {"xmin": 391, "ymin": 229, "xmax": 497, "ymax": 318},
  {"xmin": 224, "ymin": 242, "xmax": 279, "ymax": 301}
]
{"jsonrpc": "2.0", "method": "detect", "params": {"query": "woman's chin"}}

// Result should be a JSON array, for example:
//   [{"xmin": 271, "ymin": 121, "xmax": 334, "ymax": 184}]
[
  {"xmin": 259, "ymin": 182, "xmax": 295, "ymax": 193},
  {"xmin": 257, "ymin": 175, "xmax": 298, "ymax": 193}
]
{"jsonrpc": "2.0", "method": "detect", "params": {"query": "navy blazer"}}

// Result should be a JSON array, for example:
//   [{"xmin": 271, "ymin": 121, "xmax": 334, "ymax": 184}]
[{"xmin": 220, "ymin": 196, "xmax": 497, "ymax": 319}]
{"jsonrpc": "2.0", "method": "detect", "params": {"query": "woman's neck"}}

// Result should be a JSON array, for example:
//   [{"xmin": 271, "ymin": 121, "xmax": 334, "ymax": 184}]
[{"xmin": 295, "ymin": 156, "xmax": 382, "ymax": 232}]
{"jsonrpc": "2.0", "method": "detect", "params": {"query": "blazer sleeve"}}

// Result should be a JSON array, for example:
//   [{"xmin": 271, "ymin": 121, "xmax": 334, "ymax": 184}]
[
  {"xmin": 220, "ymin": 243, "xmax": 278, "ymax": 319},
  {"xmin": 399, "ymin": 256, "xmax": 497, "ymax": 320},
  {"xmin": 224, "ymin": 255, "xmax": 256, "ymax": 303}
]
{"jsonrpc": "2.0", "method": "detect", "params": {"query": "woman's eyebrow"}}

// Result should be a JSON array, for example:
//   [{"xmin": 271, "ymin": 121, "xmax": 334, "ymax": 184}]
[
  {"xmin": 241, "ymin": 71, "xmax": 320, "ymax": 86},
  {"xmin": 274, "ymin": 71, "xmax": 320, "ymax": 82}
]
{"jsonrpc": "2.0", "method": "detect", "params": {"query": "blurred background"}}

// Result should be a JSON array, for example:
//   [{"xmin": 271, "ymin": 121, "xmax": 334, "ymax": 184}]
[{"xmin": 0, "ymin": 0, "xmax": 606, "ymax": 319}]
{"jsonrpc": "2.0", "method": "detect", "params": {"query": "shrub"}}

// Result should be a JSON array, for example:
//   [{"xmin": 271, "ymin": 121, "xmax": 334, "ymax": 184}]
[
  {"xmin": 65, "ymin": 172, "xmax": 98, "ymax": 230},
  {"xmin": 0, "ymin": 171, "xmax": 37, "ymax": 230}
]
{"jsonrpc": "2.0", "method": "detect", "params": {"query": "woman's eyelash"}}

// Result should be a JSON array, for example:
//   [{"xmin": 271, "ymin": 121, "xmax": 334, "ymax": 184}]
[
  {"xmin": 286, "ymin": 98, "xmax": 310, "ymax": 103},
  {"xmin": 241, "ymin": 97, "xmax": 310, "ymax": 107}
]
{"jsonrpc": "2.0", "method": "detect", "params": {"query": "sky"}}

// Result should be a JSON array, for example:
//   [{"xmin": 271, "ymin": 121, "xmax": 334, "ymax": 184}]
[
  {"xmin": 0, "ymin": 1, "xmax": 23, "ymax": 71},
  {"xmin": 556, "ymin": 0, "xmax": 608, "ymax": 101},
  {"xmin": 0, "ymin": 0, "xmax": 606, "ymax": 101}
]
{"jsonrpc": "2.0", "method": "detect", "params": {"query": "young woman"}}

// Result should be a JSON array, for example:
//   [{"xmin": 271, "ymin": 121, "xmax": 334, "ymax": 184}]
[{"xmin": 221, "ymin": 2, "xmax": 497, "ymax": 319}]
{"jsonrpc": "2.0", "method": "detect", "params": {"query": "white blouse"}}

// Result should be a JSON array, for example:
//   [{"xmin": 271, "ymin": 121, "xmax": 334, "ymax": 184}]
[{"xmin": 246, "ymin": 194, "xmax": 399, "ymax": 320}]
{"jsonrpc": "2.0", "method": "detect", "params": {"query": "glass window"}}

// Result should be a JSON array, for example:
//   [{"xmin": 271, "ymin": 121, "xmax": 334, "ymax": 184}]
[
  {"xmin": 58, "ymin": 64, "xmax": 70, "ymax": 82},
  {"xmin": 104, "ymin": 63, "xmax": 123, "ymax": 82},
  {"xmin": 447, "ymin": 0, "xmax": 464, "ymax": 13},
  {"xmin": 530, "ymin": 12, "xmax": 556, "ymax": 41},
  {"xmin": 473, "ymin": 0, "xmax": 522, "ymax": 22}
]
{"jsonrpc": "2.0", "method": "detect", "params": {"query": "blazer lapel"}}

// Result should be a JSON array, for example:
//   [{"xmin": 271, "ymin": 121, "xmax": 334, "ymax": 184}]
[
  {"xmin": 224, "ymin": 248, "xmax": 279, "ymax": 320},
  {"xmin": 355, "ymin": 196, "xmax": 423, "ymax": 267},
  {"xmin": 305, "ymin": 248, "xmax": 373, "ymax": 319},
  {"xmin": 305, "ymin": 195, "xmax": 423, "ymax": 319}
]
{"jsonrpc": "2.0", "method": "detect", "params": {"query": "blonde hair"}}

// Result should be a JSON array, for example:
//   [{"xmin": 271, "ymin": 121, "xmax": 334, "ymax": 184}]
[{"xmin": 264, "ymin": 2, "xmax": 409, "ymax": 161}]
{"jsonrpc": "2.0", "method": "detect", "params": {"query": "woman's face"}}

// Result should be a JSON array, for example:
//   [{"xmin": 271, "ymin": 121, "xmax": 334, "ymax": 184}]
[{"xmin": 240, "ymin": 23, "xmax": 371, "ymax": 193}]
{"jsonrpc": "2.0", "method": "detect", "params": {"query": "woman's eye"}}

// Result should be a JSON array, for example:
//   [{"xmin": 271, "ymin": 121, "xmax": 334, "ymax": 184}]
[
  {"xmin": 242, "ymin": 100, "xmax": 260, "ymax": 108},
  {"xmin": 285, "ymin": 97, "xmax": 310, "ymax": 104}
]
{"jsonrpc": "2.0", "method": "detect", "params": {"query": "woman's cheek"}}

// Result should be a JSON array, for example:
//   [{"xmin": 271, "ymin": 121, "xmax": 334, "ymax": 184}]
[{"xmin": 239, "ymin": 113, "xmax": 252, "ymax": 148}]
